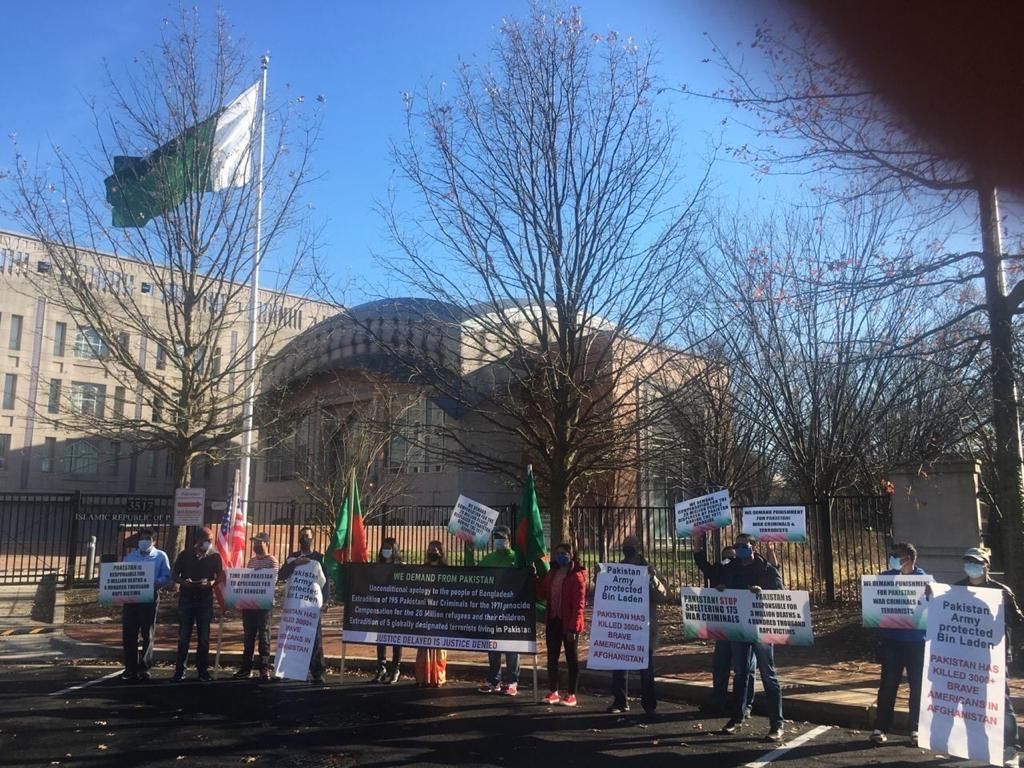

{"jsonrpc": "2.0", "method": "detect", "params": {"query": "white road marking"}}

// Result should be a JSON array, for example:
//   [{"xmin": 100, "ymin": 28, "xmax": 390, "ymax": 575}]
[
  {"xmin": 49, "ymin": 669, "xmax": 123, "ymax": 697},
  {"xmin": 744, "ymin": 724, "xmax": 831, "ymax": 767}
]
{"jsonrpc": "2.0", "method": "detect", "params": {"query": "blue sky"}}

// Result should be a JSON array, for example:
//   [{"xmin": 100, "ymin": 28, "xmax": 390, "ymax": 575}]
[{"xmin": 0, "ymin": 0, "xmax": 805, "ymax": 303}]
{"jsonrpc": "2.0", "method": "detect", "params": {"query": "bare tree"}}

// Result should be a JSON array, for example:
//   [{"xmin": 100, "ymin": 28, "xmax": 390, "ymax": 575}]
[
  {"xmin": 6, "ymin": 10, "xmax": 320, "ymax": 555},
  {"xmin": 377, "ymin": 5, "xmax": 708, "ymax": 544}
]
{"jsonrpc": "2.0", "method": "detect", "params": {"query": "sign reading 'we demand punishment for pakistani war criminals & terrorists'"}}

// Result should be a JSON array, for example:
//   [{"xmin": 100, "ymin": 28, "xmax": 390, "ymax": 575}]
[
  {"xmin": 674, "ymin": 489, "xmax": 733, "ymax": 538},
  {"xmin": 587, "ymin": 562, "xmax": 650, "ymax": 670},
  {"xmin": 342, "ymin": 563, "xmax": 536, "ymax": 653},
  {"xmin": 861, "ymin": 574, "xmax": 934, "ymax": 630},
  {"xmin": 740, "ymin": 506, "xmax": 807, "ymax": 542}
]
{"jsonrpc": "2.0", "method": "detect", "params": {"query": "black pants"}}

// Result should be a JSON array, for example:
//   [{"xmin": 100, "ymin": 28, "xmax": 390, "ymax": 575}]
[
  {"xmin": 240, "ymin": 609, "xmax": 271, "ymax": 672},
  {"xmin": 546, "ymin": 618, "xmax": 579, "ymax": 694},
  {"xmin": 122, "ymin": 600, "xmax": 158, "ymax": 675},
  {"xmin": 176, "ymin": 596, "xmax": 213, "ymax": 676},
  {"xmin": 610, "ymin": 666, "xmax": 656, "ymax": 712},
  {"xmin": 376, "ymin": 644, "xmax": 403, "ymax": 666},
  {"xmin": 874, "ymin": 639, "xmax": 925, "ymax": 732},
  {"xmin": 309, "ymin": 617, "xmax": 324, "ymax": 678}
]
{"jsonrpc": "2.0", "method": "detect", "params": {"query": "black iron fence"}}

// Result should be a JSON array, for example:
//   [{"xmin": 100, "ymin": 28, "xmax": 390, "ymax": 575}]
[
  {"xmin": 0, "ymin": 490, "xmax": 889, "ymax": 603},
  {"xmin": 570, "ymin": 496, "xmax": 891, "ymax": 604}
]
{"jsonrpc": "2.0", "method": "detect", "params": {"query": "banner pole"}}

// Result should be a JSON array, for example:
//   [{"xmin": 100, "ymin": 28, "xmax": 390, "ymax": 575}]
[
  {"xmin": 340, "ymin": 640, "xmax": 346, "ymax": 685},
  {"xmin": 214, "ymin": 611, "xmax": 225, "ymax": 680},
  {"xmin": 532, "ymin": 653, "xmax": 538, "ymax": 703}
]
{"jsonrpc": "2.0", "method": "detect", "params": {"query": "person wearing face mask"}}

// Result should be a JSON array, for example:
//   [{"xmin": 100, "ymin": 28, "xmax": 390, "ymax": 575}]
[
  {"xmin": 537, "ymin": 542, "xmax": 587, "ymax": 706},
  {"xmin": 869, "ymin": 541, "xmax": 927, "ymax": 745},
  {"xmin": 415, "ymin": 541, "xmax": 449, "ymax": 688},
  {"xmin": 477, "ymin": 525, "xmax": 523, "ymax": 695},
  {"xmin": 120, "ymin": 528, "xmax": 171, "ymax": 682},
  {"xmin": 372, "ymin": 537, "xmax": 404, "ymax": 684},
  {"xmin": 605, "ymin": 535, "xmax": 669, "ymax": 718},
  {"xmin": 172, "ymin": 527, "xmax": 224, "ymax": 682},
  {"xmin": 233, "ymin": 532, "xmax": 280, "ymax": 681},
  {"xmin": 715, "ymin": 533, "xmax": 785, "ymax": 741},
  {"xmin": 279, "ymin": 526, "xmax": 327, "ymax": 684},
  {"xmin": 955, "ymin": 547, "xmax": 1023, "ymax": 765}
]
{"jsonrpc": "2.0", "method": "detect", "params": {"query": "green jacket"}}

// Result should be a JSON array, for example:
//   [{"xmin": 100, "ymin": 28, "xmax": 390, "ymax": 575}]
[{"xmin": 479, "ymin": 548, "xmax": 521, "ymax": 568}]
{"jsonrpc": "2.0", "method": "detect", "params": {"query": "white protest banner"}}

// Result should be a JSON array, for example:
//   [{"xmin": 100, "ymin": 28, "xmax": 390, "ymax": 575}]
[
  {"xmin": 741, "ymin": 506, "xmax": 807, "ymax": 543},
  {"xmin": 222, "ymin": 568, "xmax": 277, "ymax": 610},
  {"xmin": 587, "ymin": 563, "xmax": 650, "ymax": 670},
  {"xmin": 920, "ymin": 584, "xmax": 1006, "ymax": 766},
  {"xmin": 99, "ymin": 561, "xmax": 155, "ymax": 606},
  {"xmin": 675, "ymin": 490, "xmax": 733, "ymax": 538},
  {"xmin": 447, "ymin": 495, "xmax": 500, "ymax": 549},
  {"xmin": 681, "ymin": 587, "xmax": 814, "ymax": 646},
  {"xmin": 173, "ymin": 487, "xmax": 205, "ymax": 526},
  {"xmin": 273, "ymin": 561, "xmax": 326, "ymax": 680},
  {"xmin": 861, "ymin": 574, "xmax": 934, "ymax": 630}
]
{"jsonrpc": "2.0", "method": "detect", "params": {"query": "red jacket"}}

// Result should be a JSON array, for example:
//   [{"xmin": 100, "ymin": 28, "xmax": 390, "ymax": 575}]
[{"xmin": 537, "ymin": 564, "xmax": 587, "ymax": 635}]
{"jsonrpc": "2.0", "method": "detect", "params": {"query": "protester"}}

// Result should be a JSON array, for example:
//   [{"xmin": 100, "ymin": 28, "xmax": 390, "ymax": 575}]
[
  {"xmin": 415, "ymin": 540, "xmax": 448, "ymax": 688},
  {"xmin": 233, "ymin": 532, "xmax": 279, "ymax": 681},
  {"xmin": 478, "ymin": 525, "xmax": 522, "ymax": 696},
  {"xmin": 955, "ymin": 547, "xmax": 1022, "ymax": 765},
  {"xmin": 869, "ymin": 541, "xmax": 927, "ymax": 745},
  {"xmin": 120, "ymin": 528, "xmax": 171, "ymax": 682},
  {"xmin": 606, "ymin": 535, "xmax": 669, "ymax": 718},
  {"xmin": 537, "ymin": 542, "xmax": 586, "ymax": 707},
  {"xmin": 172, "ymin": 527, "xmax": 224, "ymax": 682},
  {"xmin": 279, "ymin": 526, "xmax": 326, "ymax": 684},
  {"xmin": 715, "ymin": 533, "xmax": 785, "ymax": 741},
  {"xmin": 374, "ymin": 536, "xmax": 404, "ymax": 684}
]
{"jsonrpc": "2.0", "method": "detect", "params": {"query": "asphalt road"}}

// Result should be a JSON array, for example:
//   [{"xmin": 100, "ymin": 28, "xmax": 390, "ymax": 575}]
[{"xmin": 0, "ymin": 664, "xmax": 995, "ymax": 768}]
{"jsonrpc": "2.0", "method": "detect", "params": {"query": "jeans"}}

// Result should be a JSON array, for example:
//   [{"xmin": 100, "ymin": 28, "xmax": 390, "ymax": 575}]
[
  {"xmin": 487, "ymin": 651, "xmax": 520, "ymax": 685},
  {"xmin": 122, "ymin": 600, "xmax": 158, "ymax": 674},
  {"xmin": 176, "ymin": 596, "xmax": 213, "ymax": 676},
  {"xmin": 240, "ymin": 609, "xmax": 271, "ymax": 672},
  {"xmin": 732, "ymin": 641, "xmax": 783, "ymax": 728},
  {"xmin": 546, "ymin": 618, "xmax": 579, "ymax": 694},
  {"xmin": 376, "ymin": 644, "xmax": 403, "ymax": 666},
  {"xmin": 874, "ymin": 639, "xmax": 925, "ymax": 732}
]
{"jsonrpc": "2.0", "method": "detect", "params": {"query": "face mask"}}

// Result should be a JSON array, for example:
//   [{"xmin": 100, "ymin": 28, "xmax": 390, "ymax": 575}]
[
  {"xmin": 735, "ymin": 545, "xmax": 753, "ymax": 560},
  {"xmin": 381, "ymin": 549, "xmax": 393, "ymax": 560},
  {"xmin": 554, "ymin": 552, "xmax": 570, "ymax": 567},
  {"xmin": 300, "ymin": 537, "xmax": 312, "ymax": 547},
  {"xmin": 137, "ymin": 539, "xmax": 152, "ymax": 553},
  {"xmin": 888, "ymin": 556, "xmax": 903, "ymax": 571},
  {"xmin": 428, "ymin": 552, "xmax": 441, "ymax": 561},
  {"xmin": 494, "ymin": 538, "xmax": 508, "ymax": 550},
  {"xmin": 198, "ymin": 540, "xmax": 212, "ymax": 552},
  {"xmin": 964, "ymin": 563, "xmax": 985, "ymax": 580},
  {"xmin": 720, "ymin": 557, "xmax": 733, "ymax": 566},
  {"xmin": 622, "ymin": 547, "xmax": 637, "ymax": 559}
]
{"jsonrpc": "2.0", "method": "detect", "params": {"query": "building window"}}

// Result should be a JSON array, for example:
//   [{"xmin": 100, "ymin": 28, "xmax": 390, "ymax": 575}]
[
  {"xmin": 70, "ymin": 382, "xmax": 106, "ymax": 418},
  {"xmin": 155, "ymin": 345, "xmax": 166, "ymax": 370},
  {"xmin": 73, "ymin": 328, "xmax": 109, "ymax": 360},
  {"xmin": 210, "ymin": 347, "xmax": 222, "ymax": 377},
  {"xmin": 53, "ymin": 322, "xmax": 67, "ymax": 357},
  {"xmin": 146, "ymin": 450, "xmax": 159, "ymax": 477},
  {"xmin": 113, "ymin": 386, "xmax": 127, "ymax": 419},
  {"xmin": 2, "ymin": 374, "xmax": 16, "ymax": 410},
  {"xmin": 8, "ymin": 314, "xmax": 23, "ymax": 351},
  {"xmin": 64, "ymin": 440, "xmax": 99, "ymax": 475},
  {"xmin": 110, "ymin": 441, "xmax": 121, "ymax": 478},
  {"xmin": 47, "ymin": 379, "xmax": 61, "ymax": 414},
  {"xmin": 41, "ymin": 437, "xmax": 57, "ymax": 473},
  {"xmin": 0, "ymin": 433, "xmax": 9, "ymax": 470},
  {"xmin": 388, "ymin": 396, "xmax": 446, "ymax": 474}
]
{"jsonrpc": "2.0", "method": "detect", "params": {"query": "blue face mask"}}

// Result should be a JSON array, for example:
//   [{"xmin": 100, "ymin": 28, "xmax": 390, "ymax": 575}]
[
  {"xmin": 381, "ymin": 549, "xmax": 393, "ymax": 560},
  {"xmin": 888, "ymin": 556, "xmax": 904, "ymax": 571},
  {"xmin": 735, "ymin": 545, "xmax": 753, "ymax": 560},
  {"xmin": 964, "ymin": 563, "xmax": 985, "ymax": 580},
  {"xmin": 554, "ymin": 552, "xmax": 570, "ymax": 567},
  {"xmin": 494, "ymin": 538, "xmax": 508, "ymax": 550}
]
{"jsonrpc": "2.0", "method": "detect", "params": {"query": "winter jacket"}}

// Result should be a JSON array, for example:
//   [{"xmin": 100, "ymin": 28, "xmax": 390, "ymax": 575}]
[
  {"xmin": 537, "ymin": 563, "xmax": 587, "ymax": 635},
  {"xmin": 480, "ymin": 548, "xmax": 521, "ymax": 568},
  {"xmin": 719, "ymin": 553, "xmax": 784, "ymax": 591}
]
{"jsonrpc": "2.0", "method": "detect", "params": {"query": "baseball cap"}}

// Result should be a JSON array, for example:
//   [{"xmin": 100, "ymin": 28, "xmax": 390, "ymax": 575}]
[
  {"xmin": 963, "ymin": 547, "xmax": 990, "ymax": 564},
  {"xmin": 251, "ymin": 532, "xmax": 270, "ymax": 544}
]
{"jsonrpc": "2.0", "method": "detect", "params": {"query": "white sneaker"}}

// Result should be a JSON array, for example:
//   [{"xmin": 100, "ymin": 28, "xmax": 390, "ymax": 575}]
[{"xmin": 869, "ymin": 730, "xmax": 887, "ymax": 744}]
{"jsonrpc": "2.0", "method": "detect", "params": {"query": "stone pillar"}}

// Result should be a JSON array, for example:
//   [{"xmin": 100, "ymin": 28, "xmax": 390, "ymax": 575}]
[{"xmin": 890, "ymin": 460, "xmax": 984, "ymax": 584}]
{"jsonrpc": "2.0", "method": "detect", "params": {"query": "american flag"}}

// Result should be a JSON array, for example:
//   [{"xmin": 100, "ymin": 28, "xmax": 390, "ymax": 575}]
[{"xmin": 216, "ymin": 469, "xmax": 247, "ymax": 569}]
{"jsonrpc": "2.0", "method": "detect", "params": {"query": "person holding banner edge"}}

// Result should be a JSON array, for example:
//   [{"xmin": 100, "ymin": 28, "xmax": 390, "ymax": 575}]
[
  {"xmin": 279, "ymin": 526, "xmax": 327, "ymax": 684},
  {"xmin": 478, "ymin": 525, "xmax": 523, "ymax": 696},
  {"xmin": 373, "ymin": 537, "xmax": 405, "ymax": 684},
  {"xmin": 606, "ymin": 535, "xmax": 669, "ymax": 718},
  {"xmin": 869, "ymin": 541, "xmax": 928, "ymax": 745},
  {"xmin": 955, "ymin": 547, "xmax": 1022, "ymax": 766},
  {"xmin": 120, "ymin": 528, "xmax": 171, "ymax": 682},
  {"xmin": 537, "ymin": 542, "xmax": 587, "ymax": 707},
  {"xmin": 233, "ymin": 532, "xmax": 279, "ymax": 681},
  {"xmin": 715, "ymin": 533, "xmax": 785, "ymax": 741}
]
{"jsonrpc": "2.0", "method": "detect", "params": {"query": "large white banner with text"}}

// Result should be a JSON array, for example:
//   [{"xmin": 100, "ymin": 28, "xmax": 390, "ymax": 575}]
[{"xmin": 587, "ymin": 563, "xmax": 650, "ymax": 670}]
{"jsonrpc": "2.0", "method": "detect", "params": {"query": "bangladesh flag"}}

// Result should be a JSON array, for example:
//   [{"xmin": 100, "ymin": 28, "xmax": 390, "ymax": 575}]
[
  {"xmin": 515, "ymin": 466, "xmax": 549, "ymax": 577},
  {"xmin": 104, "ymin": 81, "xmax": 259, "ymax": 227},
  {"xmin": 325, "ymin": 471, "xmax": 369, "ymax": 598}
]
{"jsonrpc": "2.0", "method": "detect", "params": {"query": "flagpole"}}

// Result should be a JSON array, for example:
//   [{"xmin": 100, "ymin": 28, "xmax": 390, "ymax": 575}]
[
  {"xmin": 237, "ymin": 55, "xmax": 269, "ymax": 576},
  {"xmin": 340, "ymin": 467, "xmax": 356, "ymax": 685}
]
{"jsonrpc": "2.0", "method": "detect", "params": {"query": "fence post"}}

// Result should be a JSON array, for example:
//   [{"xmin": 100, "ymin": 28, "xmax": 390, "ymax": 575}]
[
  {"xmin": 64, "ymin": 491, "xmax": 81, "ymax": 589},
  {"xmin": 819, "ymin": 497, "xmax": 836, "ymax": 603}
]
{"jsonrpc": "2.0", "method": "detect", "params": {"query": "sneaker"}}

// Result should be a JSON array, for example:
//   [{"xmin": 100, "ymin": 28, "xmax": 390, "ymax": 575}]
[
  {"xmin": 870, "ymin": 730, "xmax": 887, "ymax": 744},
  {"xmin": 561, "ymin": 694, "xmax": 578, "ymax": 707},
  {"xmin": 311, "ymin": 675, "xmax": 325, "ymax": 685},
  {"xmin": 197, "ymin": 672, "xmax": 211, "ymax": 682},
  {"xmin": 136, "ymin": 671, "xmax": 151, "ymax": 682},
  {"xmin": 766, "ymin": 726, "xmax": 783, "ymax": 742},
  {"xmin": 386, "ymin": 666, "xmax": 401, "ymax": 685},
  {"xmin": 503, "ymin": 682, "xmax": 519, "ymax": 697},
  {"xmin": 478, "ymin": 681, "xmax": 500, "ymax": 693},
  {"xmin": 542, "ymin": 691, "xmax": 561, "ymax": 705},
  {"xmin": 1005, "ymin": 752, "xmax": 1020, "ymax": 768},
  {"xmin": 372, "ymin": 664, "xmax": 388, "ymax": 683},
  {"xmin": 119, "ymin": 671, "xmax": 137, "ymax": 681},
  {"xmin": 172, "ymin": 671, "xmax": 185, "ymax": 682},
  {"xmin": 910, "ymin": 731, "xmax": 919, "ymax": 747},
  {"xmin": 721, "ymin": 719, "xmax": 740, "ymax": 735},
  {"xmin": 606, "ymin": 703, "xmax": 629, "ymax": 714},
  {"xmin": 259, "ymin": 670, "xmax": 271, "ymax": 681},
  {"xmin": 233, "ymin": 669, "xmax": 252, "ymax": 680}
]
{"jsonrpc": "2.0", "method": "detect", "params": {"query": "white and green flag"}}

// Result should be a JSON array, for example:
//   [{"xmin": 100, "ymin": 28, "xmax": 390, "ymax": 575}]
[{"xmin": 104, "ymin": 82, "xmax": 259, "ymax": 227}]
